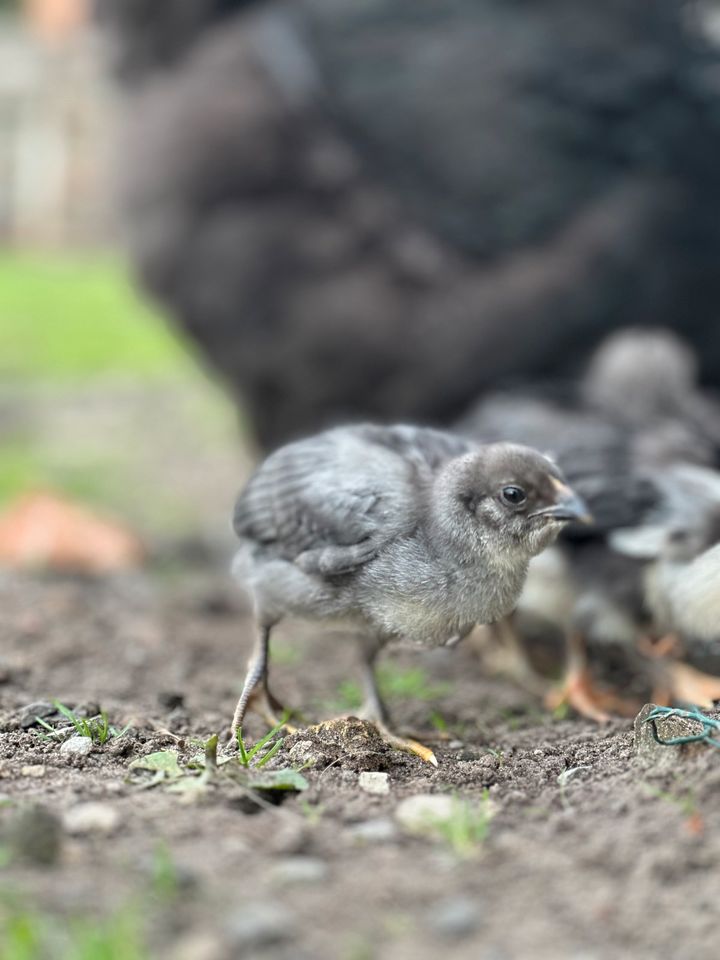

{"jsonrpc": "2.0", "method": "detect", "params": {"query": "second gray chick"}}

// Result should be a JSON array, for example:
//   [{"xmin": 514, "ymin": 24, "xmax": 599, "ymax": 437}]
[{"xmin": 230, "ymin": 423, "xmax": 587, "ymax": 764}]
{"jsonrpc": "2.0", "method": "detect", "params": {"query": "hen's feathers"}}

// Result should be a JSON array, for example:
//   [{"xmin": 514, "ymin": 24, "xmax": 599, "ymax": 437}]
[{"xmin": 233, "ymin": 424, "xmax": 472, "ymax": 575}]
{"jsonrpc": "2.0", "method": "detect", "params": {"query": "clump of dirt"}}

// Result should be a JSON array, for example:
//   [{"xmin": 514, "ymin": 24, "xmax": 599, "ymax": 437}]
[{"xmin": 284, "ymin": 717, "xmax": 396, "ymax": 773}]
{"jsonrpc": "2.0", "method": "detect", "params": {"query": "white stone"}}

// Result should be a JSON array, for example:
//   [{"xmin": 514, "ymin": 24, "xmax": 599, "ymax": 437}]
[
  {"xmin": 358, "ymin": 771, "xmax": 390, "ymax": 795},
  {"xmin": 60, "ymin": 736, "xmax": 93, "ymax": 757}
]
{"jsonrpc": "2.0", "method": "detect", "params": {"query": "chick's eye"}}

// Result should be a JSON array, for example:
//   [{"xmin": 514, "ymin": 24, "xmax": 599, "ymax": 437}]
[{"xmin": 501, "ymin": 485, "xmax": 526, "ymax": 506}]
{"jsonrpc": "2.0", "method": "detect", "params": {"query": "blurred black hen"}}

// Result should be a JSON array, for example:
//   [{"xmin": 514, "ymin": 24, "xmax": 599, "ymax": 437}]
[{"xmin": 99, "ymin": 0, "xmax": 720, "ymax": 449}]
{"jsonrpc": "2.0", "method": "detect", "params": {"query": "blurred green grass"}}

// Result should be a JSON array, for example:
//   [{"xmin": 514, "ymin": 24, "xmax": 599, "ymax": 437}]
[
  {"xmin": 0, "ymin": 252, "xmax": 242, "ymax": 535},
  {"xmin": 0, "ymin": 252, "xmax": 192, "ymax": 380}
]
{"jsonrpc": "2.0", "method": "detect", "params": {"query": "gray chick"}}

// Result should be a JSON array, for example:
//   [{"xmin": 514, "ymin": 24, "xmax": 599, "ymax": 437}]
[
  {"xmin": 633, "ymin": 493, "xmax": 720, "ymax": 707},
  {"xmin": 581, "ymin": 327, "xmax": 720, "ymax": 468},
  {"xmin": 231, "ymin": 423, "xmax": 587, "ymax": 763}
]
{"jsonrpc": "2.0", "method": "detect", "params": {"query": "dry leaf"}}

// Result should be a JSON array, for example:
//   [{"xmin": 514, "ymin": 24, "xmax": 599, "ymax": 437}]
[{"xmin": 0, "ymin": 492, "xmax": 144, "ymax": 573}]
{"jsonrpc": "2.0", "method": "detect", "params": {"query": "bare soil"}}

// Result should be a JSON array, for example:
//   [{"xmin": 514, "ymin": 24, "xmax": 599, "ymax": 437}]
[{"xmin": 1, "ymin": 568, "xmax": 719, "ymax": 960}]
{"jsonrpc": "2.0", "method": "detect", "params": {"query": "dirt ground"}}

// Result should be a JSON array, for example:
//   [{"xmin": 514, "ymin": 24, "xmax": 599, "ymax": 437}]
[{"xmin": 1, "ymin": 566, "xmax": 719, "ymax": 960}]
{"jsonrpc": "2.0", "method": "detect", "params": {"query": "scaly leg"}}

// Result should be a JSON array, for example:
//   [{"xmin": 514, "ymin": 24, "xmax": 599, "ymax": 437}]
[
  {"xmin": 357, "ymin": 639, "xmax": 438, "ymax": 767},
  {"xmin": 230, "ymin": 624, "xmax": 297, "ymax": 741},
  {"xmin": 489, "ymin": 616, "xmax": 552, "ymax": 697},
  {"xmin": 546, "ymin": 632, "xmax": 640, "ymax": 722}
]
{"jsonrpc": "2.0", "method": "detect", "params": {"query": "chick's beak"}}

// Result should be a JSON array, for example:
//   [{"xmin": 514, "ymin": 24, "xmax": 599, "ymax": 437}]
[{"xmin": 534, "ymin": 483, "xmax": 593, "ymax": 524}]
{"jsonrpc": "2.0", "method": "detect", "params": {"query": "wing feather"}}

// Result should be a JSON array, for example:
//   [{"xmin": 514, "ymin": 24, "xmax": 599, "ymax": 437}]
[{"xmin": 233, "ymin": 425, "xmax": 471, "ymax": 575}]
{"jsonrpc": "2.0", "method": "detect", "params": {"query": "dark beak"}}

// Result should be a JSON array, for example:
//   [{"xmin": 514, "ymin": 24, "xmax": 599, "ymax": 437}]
[{"xmin": 532, "ymin": 485, "xmax": 593, "ymax": 525}]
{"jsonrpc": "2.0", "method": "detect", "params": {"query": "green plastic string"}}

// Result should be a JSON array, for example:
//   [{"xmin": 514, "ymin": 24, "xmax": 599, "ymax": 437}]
[{"xmin": 645, "ymin": 706, "xmax": 720, "ymax": 750}]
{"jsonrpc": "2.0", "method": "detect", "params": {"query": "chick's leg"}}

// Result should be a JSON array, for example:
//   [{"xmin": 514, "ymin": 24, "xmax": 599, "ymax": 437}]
[
  {"xmin": 546, "ymin": 632, "xmax": 639, "ymax": 722},
  {"xmin": 230, "ymin": 625, "xmax": 297, "ymax": 739},
  {"xmin": 357, "ymin": 638, "xmax": 438, "ymax": 767},
  {"xmin": 357, "ymin": 637, "xmax": 390, "ymax": 726},
  {"xmin": 485, "ymin": 616, "xmax": 552, "ymax": 697}
]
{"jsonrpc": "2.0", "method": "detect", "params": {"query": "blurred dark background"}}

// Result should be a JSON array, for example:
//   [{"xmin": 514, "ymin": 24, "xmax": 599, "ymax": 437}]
[
  {"xmin": 100, "ymin": 0, "xmax": 720, "ymax": 450},
  {"xmin": 3, "ymin": 0, "xmax": 720, "ymax": 549}
]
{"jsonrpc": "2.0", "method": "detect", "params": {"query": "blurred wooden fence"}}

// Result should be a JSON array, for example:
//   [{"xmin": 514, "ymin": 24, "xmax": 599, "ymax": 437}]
[{"xmin": 0, "ymin": 8, "xmax": 115, "ymax": 248}]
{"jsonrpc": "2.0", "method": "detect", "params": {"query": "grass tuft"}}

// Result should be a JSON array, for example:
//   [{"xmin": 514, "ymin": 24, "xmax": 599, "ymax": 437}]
[
  {"xmin": 35, "ymin": 702, "xmax": 131, "ymax": 746},
  {"xmin": 236, "ymin": 715, "xmax": 287, "ymax": 769}
]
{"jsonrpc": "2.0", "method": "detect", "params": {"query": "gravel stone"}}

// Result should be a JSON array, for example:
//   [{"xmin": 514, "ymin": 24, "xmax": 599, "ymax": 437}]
[
  {"xmin": 223, "ymin": 904, "xmax": 293, "ymax": 949},
  {"xmin": 429, "ymin": 896, "xmax": 483, "ymax": 939},
  {"xmin": 358, "ymin": 771, "xmax": 390, "ymax": 795},
  {"xmin": 60, "ymin": 736, "xmax": 93, "ymax": 758},
  {"xmin": 19, "ymin": 701, "xmax": 54, "ymax": 729},
  {"xmin": 634, "ymin": 703, "xmax": 717, "ymax": 767}
]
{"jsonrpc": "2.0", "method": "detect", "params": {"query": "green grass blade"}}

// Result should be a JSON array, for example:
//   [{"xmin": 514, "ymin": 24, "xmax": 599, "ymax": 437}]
[
  {"xmin": 110, "ymin": 723, "xmax": 132, "ymax": 740},
  {"xmin": 236, "ymin": 729, "xmax": 250, "ymax": 767},
  {"xmin": 254, "ymin": 737, "xmax": 284, "ymax": 768},
  {"xmin": 53, "ymin": 700, "xmax": 87, "ymax": 736},
  {"xmin": 245, "ymin": 716, "xmax": 287, "ymax": 763},
  {"xmin": 205, "ymin": 734, "xmax": 219, "ymax": 769}
]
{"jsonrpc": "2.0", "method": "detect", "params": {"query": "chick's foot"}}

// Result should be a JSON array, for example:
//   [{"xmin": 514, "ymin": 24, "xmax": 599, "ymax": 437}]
[
  {"xmin": 545, "ymin": 666, "xmax": 640, "ymax": 722},
  {"xmin": 664, "ymin": 661, "xmax": 720, "ymax": 710},
  {"xmin": 373, "ymin": 721, "xmax": 439, "ymax": 766}
]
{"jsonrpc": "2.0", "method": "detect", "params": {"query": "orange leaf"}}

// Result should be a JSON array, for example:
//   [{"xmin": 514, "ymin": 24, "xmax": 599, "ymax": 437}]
[{"xmin": 0, "ymin": 492, "xmax": 144, "ymax": 573}]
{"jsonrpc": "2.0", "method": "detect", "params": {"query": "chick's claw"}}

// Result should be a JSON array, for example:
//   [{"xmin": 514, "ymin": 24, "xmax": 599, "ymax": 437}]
[{"xmin": 374, "ymin": 722, "xmax": 439, "ymax": 766}]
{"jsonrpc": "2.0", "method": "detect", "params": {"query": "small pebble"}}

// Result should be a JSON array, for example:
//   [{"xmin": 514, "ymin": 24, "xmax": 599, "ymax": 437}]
[
  {"xmin": 19, "ymin": 701, "xmax": 54, "ymax": 730},
  {"xmin": 395, "ymin": 794, "xmax": 455, "ymax": 834},
  {"xmin": 20, "ymin": 765, "xmax": 46, "ymax": 778},
  {"xmin": 429, "ymin": 897, "xmax": 482, "ymax": 939},
  {"xmin": 634, "ymin": 702, "xmax": 713, "ymax": 767},
  {"xmin": 270, "ymin": 856, "xmax": 328, "ymax": 886},
  {"xmin": 349, "ymin": 818, "xmax": 398, "ymax": 844},
  {"xmin": 358, "ymin": 771, "xmax": 390, "ymax": 796},
  {"xmin": 60, "ymin": 736, "xmax": 93, "ymax": 758},
  {"xmin": 223, "ymin": 904, "xmax": 293, "ymax": 949},
  {"xmin": 63, "ymin": 802, "xmax": 120, "ymax": 836}
]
